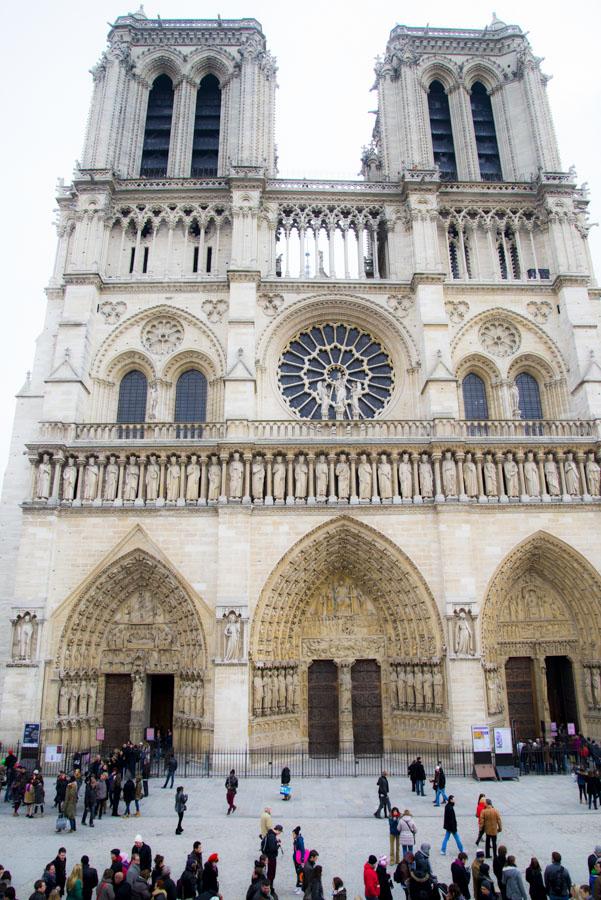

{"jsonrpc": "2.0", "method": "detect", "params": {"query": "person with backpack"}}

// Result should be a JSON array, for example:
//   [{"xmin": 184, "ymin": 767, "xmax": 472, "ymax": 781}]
[
  {"xmin": 225, "ymin": 769, "xmax": 238, "ymax": 815},
  {"xmin": 374, "ymin": 770, "xmax": 391, "ymax": 819},
  {"xmin": 261, "ymin": 825, "xmax": 281, "ymax": 888},
  {"xmin": 544, "ymin": 852, "xmax": 572, "ymax": 900}
]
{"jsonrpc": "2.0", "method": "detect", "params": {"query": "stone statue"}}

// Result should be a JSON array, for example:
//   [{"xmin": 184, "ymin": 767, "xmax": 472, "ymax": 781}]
[
  {"xmin": 433, "ymin": 668, "xmax": 444, "ymax": 709},
  {"xmin": 377, "ymin": 454, "xmax": 392, "ymax": 500},
  {"xmin": 295, "ymin": 454, "xmax": 308, "ymax": 498},
  {"xmin": 397, "ymin": 666, "xmax": 407, "ymax": 707},
  {"xmin": 503, "ymin": 452, "xmax": 519, "ymax": 498},
  {"xmin": 509, "ymin": 380, "xmax": 521, "ymax": 417},
  {"xmin": 83, "ymin": 457, "xmax": 99, "ymax": 501},
  {"xmin": 285, "ymin": 668, "xmax": 294, "ymax": 710},
  {"xmin": 486, "ymin": 667, "xmax": 503, "ymax": 714},
  {"xmin": 88, "ymin": 680, "xmax": 97, "ymax": 715},
  {"xmin": 586, "ymin": 452, "xmax": 600, "ymax": 496},
  {"xmin": 252, "ymin": 456, "xmax": 265, "ymax": 500},
  {"xmin": 584, "ymin": 667, "xmax": 594, "ymax": 709},
  {"xmin": 316, "ymin": 380, "xmax": 331, "ymax": 419},
  {"xmin": 419, "ymin": 454, "xmax": 433, "ymax": 498},
  {"xmin": 229, "ymin": 452, "xmax": 244, "ymax": 499},
  {"xmin": 350, "ymin": 380, "xmax": 363, "ymax": 419},
  {"xmin": 357, "ymin": 454, "xmax": 372, "ymax": 500},
  {"xmin": 253, "ymin": 669, "xmax": 264, "ymax": 715},
  {"xmin": 414, "ymin": 666, "xmax": 424, "ymax": 708},
  {"xmin": 405, "ymin": 666, "xmax": 415, "ymax": 707},
  {"xmin": 146, "ymin": 455, "xmax": 160, "ymax": 500},
  {"xmin": 273, "ymin": 455, "xmax": 286, "ymax": 501},
  {"xmin": 544, "ymin": 453, "xmax": 560, "ymax": 496},
  {"xmin": 483, "ymin": 454, "xmax": 497, "ymax": 496},
  {"xmin": 293, "ymin": 670, "xmax": 300, "ymax": 709},
  {"xmin": 123, "ymin": 455, "xmax": 139, "ymax": 501},
  {"xmin": 62, "ymin": 456, "xmax": 77, "ymax": 500},
  {"xmin": 15, "ymin": 612, "xmax": 35, "ymax": 660},
  {"xmin": 131, "ymin": 673, "xmax": 145, "ymax": 710},
  {"xmin": 463, "ymin": 453, "xmax": 478, "ymax": 497},
  {"xmin": 223, "ymin": 612, "xmax": 241, "ymax": 661},
  {"xmin": 564, "ymin": 452, "xmax": 580, "ymax": 495},
  {"xmin": 524, "ymin": 451, "xmax": 540, "ymax": 497},
  {"xmin": 315, "ymin": 454, "xmax": 328, "ymax": 499},
  {"xmin": 186, "ymin": 454, "xmax": 200, "ymax": 501},
  {"xmin": 36, "ymin": 454, "xmax": 52, "ymax": 500},
  {"xmin": 166, "ymin": 455, "xmax": 180, "ymax": 501},
  {"xmin": 58, "ymin": 683, "xmax": 69, "ymax": 717},
  {"xmin": 277, "ymin": 669, "xmax": 286, "ymax": 709},
  {"xmin": 208, "ymin": 455, "xmax": 221, "ymax": 501},
  {"xmin": 592, "ymin": 668, "xmax": 601, "ymax": 708},
  {"xmin": 399, "ymin": 453, "xmax": 412, "ymax": 499},
  {"xmin": 79, "ymin": 682, "xmax": 89, "ymax": 716},
  {"xmin": 104, "ymin": 455, "xmax": 119, "ymax": 501},
  {"xmin": 454, "ymin": 609, "xmax": 475, "ymax": 656},
  {"xmin": 148, "ymin": 382, "xmax": 158, "ymax": 420},
  {"xmin": 336, "ymin": 454, "xmax": 350, "ymax": 499},
  {"xmin": 441, "ymin": 450, "xmax": 456, "ymax": 496},
  {"xmin": 423, "ymin": 667, "xmax": 434, "ymax": 710},
  {"xmin": 263, "ymin": 669, "xmax": 273, "ymax": 711},
  {"xmin": 333, "ymin": 374, "xmax": 348, "ymax": 419}
]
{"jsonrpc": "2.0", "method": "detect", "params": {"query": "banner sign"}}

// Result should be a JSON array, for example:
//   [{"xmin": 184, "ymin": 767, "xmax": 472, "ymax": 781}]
[
  {"xmin": 145, "ymin": 727, "xmax": 155, "ymax": 741},
  {"xmin": 44, "ymin": 745, "xmax": 63, "ymax": 763},
  {"xmin": 22, "ymin": 722, "xmax": 40, "ymax": 748},
  {"xmin": 95, "ymin": 727, "xmax": 105, "ymax": 742}
]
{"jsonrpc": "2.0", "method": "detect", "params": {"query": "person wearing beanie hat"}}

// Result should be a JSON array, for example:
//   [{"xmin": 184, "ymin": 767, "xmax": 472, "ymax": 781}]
[
  {"xmin": 377, "ymin": 856, "xmax": 393, "ymax": 900},
  {"xmin": 479, "ymin": 863, "xmax": 495, "ymax": 899},
  {"xmin": 414, "ymin": 845, "xmax": 433, "ymax": 880},
  {"xmin": 131, "ymin": 838, "xmax": 152, "ymax": 874},
  {"xmin": 202, "ymin": 857, "xmax": 219, "ymax": 897},
  {"xmin": 364, "ymin": 855, "xmax": 380, "ymax": 900}
]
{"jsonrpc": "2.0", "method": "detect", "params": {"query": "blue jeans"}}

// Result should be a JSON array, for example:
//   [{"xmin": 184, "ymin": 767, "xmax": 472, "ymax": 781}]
[
  {"xmin": 441, "ymin": 831, "xmax": 464, "ymax": 854},
  {"xmin": 416, "ymin": 780, "xmax": 425, "ymax": 796},
  {"xmin": 434, "ymin": 787, "xmax": 448, "ymax": 806},
  {"xmin": 163, "ymin": 772, "xmax": 175, "ymax": 788}
]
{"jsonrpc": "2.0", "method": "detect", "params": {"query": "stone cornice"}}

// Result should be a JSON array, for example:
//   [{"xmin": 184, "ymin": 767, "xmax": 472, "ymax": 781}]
[
  {"xmin": 227, "ymin": 270, "xmax": 261, "ymax": 284},
  {"xmin": 552, "ymin": 274, "xmax": 591, "ymax": 290},
  {"xmin": 411, "ymin": 272, "xmax": 446, "ymax": 288},
  {"xmin": 63, "ymin": 273, "xmax": 103, "ymax": 288}
]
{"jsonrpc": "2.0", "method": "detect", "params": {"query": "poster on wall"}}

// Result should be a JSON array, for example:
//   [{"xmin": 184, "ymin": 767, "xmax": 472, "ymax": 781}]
[
  {"xmin": 22, "ymin": 722, "xmax": 40, "ymax": 748},
  {"xmin": 494, "ymin": 727, "xmax": 513, "ymax": 755},
  {"xmin": 471, "ymin": 725, "xmax": 491, "ymax": 753},
  {"xmin": 96, "ymin": 727, "xmax": 105, "ymax": 742},
  {"xmin": 145, "ymin": 727, "xmax": 155, "ymax": 741},
  {"xmin": 567, "ymin": 722, "xmax": 576, "ymax": 736},
  {"xmin": 44, "ymin": 745, "xmax": 63, "ymax": 763}
]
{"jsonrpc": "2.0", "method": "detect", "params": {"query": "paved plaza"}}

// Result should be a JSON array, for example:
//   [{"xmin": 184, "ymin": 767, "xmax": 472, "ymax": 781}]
[{"xmin": 2, "ymin": 775, "xmax": 598, "ymax": 899}]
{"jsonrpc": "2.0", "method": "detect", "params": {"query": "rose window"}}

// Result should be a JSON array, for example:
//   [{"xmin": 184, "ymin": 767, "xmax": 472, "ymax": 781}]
[
  {"xmin": 141, "ymin": 317, "xmax": 184, "ymax": 356},
  {"xmin": 478, "ymin": 320, "xmax": 520, "ymax": 358},
  {"xmin": 277, "ymin": 323, "xmax": 394, "ymax": 419}
]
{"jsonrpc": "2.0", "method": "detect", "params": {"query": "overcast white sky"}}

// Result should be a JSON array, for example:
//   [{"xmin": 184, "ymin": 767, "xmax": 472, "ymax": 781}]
[{"xmin": 0, "ymin": 0, "xmax": 600, "ymax": 476}]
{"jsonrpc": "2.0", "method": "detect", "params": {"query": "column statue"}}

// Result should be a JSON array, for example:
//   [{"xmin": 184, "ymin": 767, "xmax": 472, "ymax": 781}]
[
  {"xmin": 315, "ymin": 454, "xmax": 328, "ymax": 500},
  {"xmin": 146, "ymin": 454, "xmax": 160, "ymax": 500},
  {"xmin": 294, "ymin": 454, "xmax": 308, "ymax": 498},
  {"xmin": 586, "ymin": 452, "xmax": 601, "ymax": 496},
  {"xmin": 62, "ymin": 456, "xmax": 77, "ymax": 500},
  {"xmin": 336, "ymin": 454, "xmax": 350, "ymax": 500},
  {"xmin": 123, "ymin": 456, "xmax": 139, "ymax": 501},
  {"xmin": 564, "ymin": 452, "xmax": 580, "ymax": 495},
  {"xmin": 483, "ymin": 453, "xmax": 497, "ymax": 496},
  {"xmin": 166, "ymin": 455, "xmax": 180, "ymax": 501},
  {"xmin": 253, "ymin": 669, "xmax": 264, "ymax": 715},
  {"xmin": 229, "ymin": 452, "xmax": 244, "ymax": 499},
  {"xmin": 453, "ymin": 609, "xmax": 475, "ymax": 656},
  {"xmin": 523, "ymin": 451, "xmax": 540, "ymax": 496},
  {"xmin": 503, "ymin": 452, "xmax": 519, "ymax": 498},
  {"xmin": 441, "ymin": 451, "xmax": 456, "ymax": 496},
  {"xmin": 316, "ymin": 380, "xmax": 331, "ymax": 419},
  {"xmin": 186, "ymin": 454, "xmax": 201, "ymax": 501},
  {"xmin": 544, "ymin": 453, "xmax": 560, "ymax": 496},
  {"xmin": 423, "ymin": 667, "xmax": 434, "ymax": 710},
  {"xmin": 207, "ymin": 455, "xmax": 221, "ymax": 501},
  {"xmin": 252, "ymin": 456, "xmax": 265, "ymax": 501},
  {"xmin": 377, "ymin": 454, "xmax": 392, "ymax": 501},
  {"xmin": 398, "ymin": 453, "xmax": 412, "ymax": 500},
  {"xmin": 83, "ymin": 457, "xmax": 99, "ymax": 501},
  {"xmin": 14, "ymin": 613, "xmax": 35, "ymax": 660},
  {"xmin": 357, "ymin": 454, "xmax": 372, "ymax": 500},
  {"xmin": 433, "ymin": 668, "xmax": 444, "ymax": 709},
  {"xmin": 36, "ymin": 454, "xmax": 52, "ymax": 500},
  {"xmin": 463, "ymin": 453, "xmax": 478, "ymax": 498},
  {"xmin": 419, "ymin": 454, "xmax": 433, "ymax": 498},
  {"xmin": 223, "ymin": 612, "xmax": 241, "ymax": 661},
  {"xmin": 273, "ymin": 455, "xmax": 286, "ymax": 501}
]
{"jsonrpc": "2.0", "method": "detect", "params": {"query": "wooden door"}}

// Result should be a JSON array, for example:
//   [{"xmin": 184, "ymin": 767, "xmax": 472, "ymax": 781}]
[
  {"xmin": 546, "ymin": 656, "xmax": 578, "ymax": 730},
  {"xmin": 351, "ymin": 659, "xmax": 383, "ymax": 755},
  {"xmin": 505, "ymin": 657, "xmax": 536, "ymax": 740},
  {"xmin": 102, "ymin": 674, "xmax": 132, "ymax": 749},
  {"xmin": 308, "ymin": 660, "xmax": 339, "ymax": 756}
]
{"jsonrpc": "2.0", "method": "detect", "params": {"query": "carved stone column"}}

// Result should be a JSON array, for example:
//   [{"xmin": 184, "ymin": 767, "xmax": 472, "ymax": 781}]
[
  {"xmin": 285, "ymin": 453, "xmax": 295, "ymax": 506},
  {"xmin": 411, "ymin": 452, "xmax": 422, "ymax": 504},
  {"xmin": 129, "ymin": 673, "xmax": 146, "ymax": 744},
  {"xmin": 370, "ymin": 453, "xmax": 380, "ymax": 504},
  {"xmin": 495, "ymin": 452, "xmax": 508, "ymax": 503},
  {"xmin": 198, "ymin": 455, "xmax": 208, "ymax": 506},
  {"xmin": 336, "ymin": 659, "xmax": 355, "ymax": 753},
  {"xmin": 178, "ymin": 457, "xmax": 186, "ymax": 507},
  {"xmin": 475, "ymin": 452, "xmax": 486, "ymax": 503},
  {"xmin": 137, "ymin": 457, "xmax": 146, "ymax": 505},
  {"xmin": 115, "ymin": 456, "xmax": 126, "ymax": 506},
  {"xmin": 264, "ymin": 454, "xmax": 274, "ymax": 506},
  {"xmin": 50, "ymin": 453, "xmax": 64, "ymax": 506},
  {"xmin": 349, "ymin": 454, "xmax": 358, "ymax": 504},
  {"xmin": 534, "ymin": 655, "xmax": 551, "ymax": 731},
  {"xmin": 517, "ymin": 451, "xmax": 527, "ymax": 501},
  {"xmin": 433, "ymin": 452, "xmax": 444, "ymax": 502},
  {"xmin": 73, "ymin": 456, "xmax": 85, "ymax": 506},
  {"xmin": 307, "ymin": 453, "xmax": 316, "ymax": 505},
  {"xmin": 391, "ymin": 452, "xmax": 401, "ymax": 504},
  {"xmin": 157, "ymin": 456, "xmax": 167, "ymax": 506},
  {"xmin": 455, "ymin": 450, "xmax": 466, "ymax": 501},
  {"xmin": 243, "ymin": 453, "xmax": 252, "ymax": 505},
  {"xmin": 219, "ymin": 453, "xmax": 228, "ymax": 504},
  {"xmin": 328, "ymin": 454, "xmax": 337, "ymax": 503},
  {"xmin": 556, "ymin": 451, "xmax": 568, "ymax": 501}
]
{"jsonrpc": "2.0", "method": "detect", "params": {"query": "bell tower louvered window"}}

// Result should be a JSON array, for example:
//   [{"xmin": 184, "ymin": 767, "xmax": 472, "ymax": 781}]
[
  {"xmin": 470, "ymin": 82, "xmax": 502, "ymax": 181},
  {"xmin": 428, "ymin": 80, "xmax": 457, "ymax": 181},
  {"xmin": 140, "ymin": 75, "xmax": 174, "ymax": 178},
  {"xmin": 191, "ymin": 75, "xmax": 221, "ymax": 177}
]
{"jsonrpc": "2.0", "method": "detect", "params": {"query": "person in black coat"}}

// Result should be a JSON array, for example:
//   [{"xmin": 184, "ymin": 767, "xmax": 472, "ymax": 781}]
[
  {"xmin": 122, "ymin": 778, "xmax": 136, "ymax": 817},
  {"xmin": 414, "ymin": 758, "xmax": 427, "ymax": 797},
  {"xmin": 161, "ymin": 867, "xmax": 177, "ymax": 900},
  {"xmin": 451, "ymin": 853, "xmax": 471, "ymax": 899},
  {"xmin": 81, "ymin": 856, "xmax": 99, "ymax": 900},
  {"xmin": 131, "ymin": 839, "xmax": 152, "ymax": 874},
  {"xmin": 376, "ymin": 859, "xmax": 394, "ymax": 900},
  {"xmin": 525, "ymin": 858, "xmax": 547, "ymax": 900},
  {"xmin": 201, "ymin": 857, "xmax": 219, "ymax": 897},
  {"xmin": 51, "ymin": 850, "xmax": 67, "ymax": 897},
  {"xmin": 441, "ymin": 796, "xmax": 464, "ymax": 855},
  {"xmin": 82, "ymin": 779, "xmax": 97, "ymax": 827},
  {"xmin": 374, "ymin": 770, "xmax": 391, "ymax": 818},
  {"xmin": 178, "ymin": 864, "xmax": 197, "ymax": 900}
]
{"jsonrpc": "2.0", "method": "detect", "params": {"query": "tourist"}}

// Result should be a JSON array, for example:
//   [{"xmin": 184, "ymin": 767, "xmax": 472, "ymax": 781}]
[
  {"xmin": 42, "ymin": 866, "xmax": 57, "ymax": 895},
  {"xmin": 307, "ymin": 864, "xmax": 325, "ymax": 900},
  {"xmin": 150, "ymin": 878, "xmax": 166, "ymax": 900},
  {"xmin": 150, "ymin": 859, "xmax": 163, "ymax": 890},
  {"xmin": 409, "ymin": 846, "xmax": 435, "ymax": 900},
  {"xmin": 260, "ymin": 807, "xmax": 273, "ymax": 838},
  {"xmin": 174, "ymin": 785, "xmax": 188, "ymax": 835},
  {"xmin": 302, "ymin": 850, "xmax": 319, "ymax": 900},
  {"xmin": 374, "ymin": 770, "xmax": 391, "ymax": 818},
  {"xmin": 388, "ymin": 807, "xmax": 401, "ymax": 865},
  {"xmin": 393, "ymin": 852, "xmax": 413, "ymax": 895},
  {"xmin": 95, "ymin": 774, "xmax": 108, "ymax": 820},
  {"xmin": 123, "ymin": 775, "xmax": 136, "ymax": 818},
  {"xmin": 134, "ymin": 776, "xmax": 143, "ymax": 816},
  {"xmin": 24, "ymin": 778, "xmax": 35, "ymax": 818},
  {"xmin": 178, "ymin": 861, "xmax": 196, "ymax": 900},
  {"xmin": 81, "ymin": 778, "xmax": 96, "ymax": 828},
  {"xmin": 159, "ymin": 867, "xmax": 175, "ymax": 900},
  {"xmin": 29, "ymin": 881, "xmax": 47, "ymax": 900},
  {"xmin": 113, "ymin": 872, "xmax": 130, "ymax": 900},
  {"xmin": 502, "ymin": 856, "xmax": 528, "ymax": 900},
  {"xmin": 478, "ymin": 799, "xmax": 502, "ymax": 859},
  {"xmin": 51, "ymin": 849, "xmax": 67, "ymax": 897},
  {"xmin": 34, "ymin": 774, "xmax": 46, "ymax": 817},
  {"xmin": 451, "ymin": 853, "xmax": 471, "ymax": 899},
  {"xmin": 293, "ymin": 825, "xmax": 307, "ymax": 894},
  {"xmin": 471, "ymin": 851, "xmax": 485, "ymax": 900},
  {"xmin": 225, "ymin": 768, "xmax": 238, "ymax": 815},
  {"xmin": 109, "ymin": 851, "xmax": 124, "ymax": 876},
  {"xmin": 494, "ymin": 846, "xmax": 509, "ymax": 899},
  {"xmin": 64, "ymin": 781, "xmax": 78, "ymax": 833},
  {"xmin": 441, "ymin": 796, "xmax": 464, "ymax": 855},
  {"xmin": 398, "ymin": 808, "xmax": 417, "ymax": 857},
  {"xmin": 364, "ymin": 855, "xmax": 381, "ymax": 900},
  {"xmin": 525, "ymin": 858, "xmax": 546, "ymax": 900},
  {"xmin": 162, "ymin": 756, "xmax": 177, "ymax": 790},
  {"xmin": 3, "ymin": 749, "xmax": 17, "ymax": 802},
  {"xmin": 66, "ymin": 864, "xmax": 83, "ymax": 900},
  {"xmin": 408, "ymin": 758, "xmax": 419, "ymax": 793},
  {"xmin": 245, "ymin": 862, "xmax": 264, "ymax": 900},
  {"xmin": 544, "ymin": 852, "xmax": 572, "ymax": 900},
  {"xmin": 376, "ymin": 857, "xmax": 393, "ymax": 900},
  {"xmin": 255, "ymin": 880, "xmax": 276, "ymax": 899},
  {"xmin": 281, "ymin": 765, "xmax": 292, "ymax": 801},
  {"xmin": 141, "ymin": 758, "xmax": 150, "ymax": 799},
  {"xmin": 447, "ymin": 887, "xmax": 462, "ymax": 900},
  {"xmin": 475, "ymin": 794, "xmax": 486, "ymax": 846},
  {"xmin": 110, "ymin": 774, "xmax": 122, "ymax": 817},
  {"xmin": 185, "ymin": 844, "xmax": 203, "ymax": 894},
  {"xmin": 576, "ymin": 770, "xmax": 587, "ymax": 805},
  {"xmin": 80, "ymin": 857, "xmax": 98, "ymax": 900},
  {"xmin": 201, "ymin": 855, "xmax": 219, "ymax": 897},
  {"xmin": 96, "ymin": 871, "xmax": 114, "ymax": 900},
  {"xmin": 414, "ymin": 758, "xmax": 427, "ymax": 797},
  {"xmin": 12, "ymin": 766, "xmax": 26, "ymax": 816},
  {"xmin": 433, "ymin": 762, "xmax": 448, "ymax": 807},
  {"xmin": 414, "ymin": 844, "xmax": 433, "ymax": 880},
  {"xmin": 131, "ymin": 839, "xmax": 152, "ymax": 874},
  {"xmin": 588, "ymin": 847, "xmax": 601, "ymax": 875},
  {"xmin": 332, "ymin": 876, "xmax": 347, "ymax": 900},
  {"xmin": 587, "ymin": 771, "xmax": 600, "ymax": 810},
  {"xmin": 55, "ymin": 773, "xmax": 68, "ymax": 814},
  {"xmin": 478, "ymin": 863, "xmax": 495, "ymax": 899},
  {"xmin": 261, "ymin": 824, "xmax": 280, "ymax": 886}
]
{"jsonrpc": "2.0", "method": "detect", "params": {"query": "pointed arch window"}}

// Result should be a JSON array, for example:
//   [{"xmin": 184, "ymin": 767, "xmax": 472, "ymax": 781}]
[
  {"xmin": 470, "ymin": 82, "xmax": 502, "ymax": 181},
  {"xmin": 117, "ymin": 370, "xmax": 148, "ymax": 423},
  {"xmin": 516, "ymin": 372, "xmax": 542, "ymax": 419},
  {"xmin": 191, "ymin": 74, "xmax": 221, "ymax": 177},
  {"xmin": 428, "ymin": 80, "xmax": 457, "ymax": 181},
  {"xmin": 175, "ymin": 369, "xmax": 208, "ymax": 422},
  {"xmin": 462, "ymin": 373, "xmax": 489, "ymax": 420},
  {"xmin": 140, "ymin": 74, "xmax": 174, "ymax": 178}
]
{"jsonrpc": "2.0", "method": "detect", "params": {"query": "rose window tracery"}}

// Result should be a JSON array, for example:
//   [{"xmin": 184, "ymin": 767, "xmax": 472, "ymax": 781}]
[
  {"xmin": 277, "ymin": 323, "xmax": 394, "ymax": 420},
  {"xmin": 478, "ymin": 320, "xmax": 521, "ymax": 357},
  {"xmin": 141, "ymin": 317, "xmax": 184, "ymax": 355}
]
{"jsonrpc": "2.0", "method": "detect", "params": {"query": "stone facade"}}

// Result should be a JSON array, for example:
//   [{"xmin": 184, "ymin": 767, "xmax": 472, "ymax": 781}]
[{"xmin": 1, "ymin": 11, "xmax": 600, "ymax": 752}]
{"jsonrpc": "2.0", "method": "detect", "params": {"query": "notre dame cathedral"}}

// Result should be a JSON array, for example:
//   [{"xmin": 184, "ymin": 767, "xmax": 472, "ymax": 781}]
[{"xmin": 1, "ymin": 9, "xmax": 600, "ymax": 755}]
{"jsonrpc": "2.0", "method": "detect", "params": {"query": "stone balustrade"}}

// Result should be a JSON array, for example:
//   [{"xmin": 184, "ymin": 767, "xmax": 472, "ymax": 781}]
[{"xmin": 27, "ymin": 442, "xmax": 601, "ymax": 507}]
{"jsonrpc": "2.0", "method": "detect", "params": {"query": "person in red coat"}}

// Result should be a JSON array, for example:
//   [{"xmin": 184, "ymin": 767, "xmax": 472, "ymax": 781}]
[{"xmin": 364, "ymin": 855, "xmax": 381, "ymax": 899}]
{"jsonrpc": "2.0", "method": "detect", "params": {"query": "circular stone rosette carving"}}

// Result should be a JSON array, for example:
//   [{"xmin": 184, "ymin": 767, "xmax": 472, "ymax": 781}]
[
  {"xmin": 141, "ymin": 317, "xmax": 184, "ymax": 356},
  {"xmin": 478, "ymin": 320, "xmax": 521, "ymax": 358},
  {"xmin": 277, "ymin": 322, "xmax": 395, "ymax": 420}
]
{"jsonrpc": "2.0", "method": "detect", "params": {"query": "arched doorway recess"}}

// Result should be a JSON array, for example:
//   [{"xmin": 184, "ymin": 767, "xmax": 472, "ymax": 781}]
[{"xmin": 249, "ymin": 518, "xmax": 448, "ymax": 753}]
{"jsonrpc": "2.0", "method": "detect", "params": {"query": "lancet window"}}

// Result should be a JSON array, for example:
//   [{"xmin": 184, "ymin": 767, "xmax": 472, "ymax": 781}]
[
  {"xmin": 191, "ymin": 75, "xmax": 221, "ymax": 177},
  {"xmin": 462, "ymin": 373, "xmax": 489, "ymax": 420},
  {"xmin": 140, "ymin": 75, "xmax": 174, "ymax": 178},
  {"xmin": 470, "ymin": 82, "xmax": 502, "ymax": 181},
  {"xmin": 117, "ymin": 370, "xmax": 148, "ymax": 423},
  {"xmin": 428, "ymin": 80, "xmax": 457, "ymax": 181},
  {"xmin": 516, "ymin": 373, "xmax": 543, "ymax": 419}
]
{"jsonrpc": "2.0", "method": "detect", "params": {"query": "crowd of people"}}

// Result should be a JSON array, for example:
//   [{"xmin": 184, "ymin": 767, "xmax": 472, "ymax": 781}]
[{"xmin": 0, "ymin": 748, "xmax": 598, "ymax": 900}]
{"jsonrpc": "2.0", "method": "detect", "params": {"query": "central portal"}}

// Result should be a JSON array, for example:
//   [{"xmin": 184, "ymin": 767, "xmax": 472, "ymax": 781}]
[
  {"xmin": 149, "ymin": 674, "xmax": 174, "ymax": 736},
  {"xmin": 103, "ymin": 674, "xmax": 133, "ymax": 748},
  {"xmin": 308, "ymin": 660, "xmax": 339, "ymax": 756},
  {"xmin": 352, "ymin": 660, "xmax": 383, "ymax": 755}
]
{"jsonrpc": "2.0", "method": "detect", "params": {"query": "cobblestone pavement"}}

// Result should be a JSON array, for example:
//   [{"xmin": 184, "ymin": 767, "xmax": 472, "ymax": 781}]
[{"xmin": 1, "ymin": 775, "xmax": 598, "ymax": 899}]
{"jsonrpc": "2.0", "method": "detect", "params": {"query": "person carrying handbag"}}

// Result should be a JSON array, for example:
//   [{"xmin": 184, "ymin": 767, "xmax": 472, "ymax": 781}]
[{"xmin": 398, "ymin": 809, "xmax": 418, "ymax": 857}]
